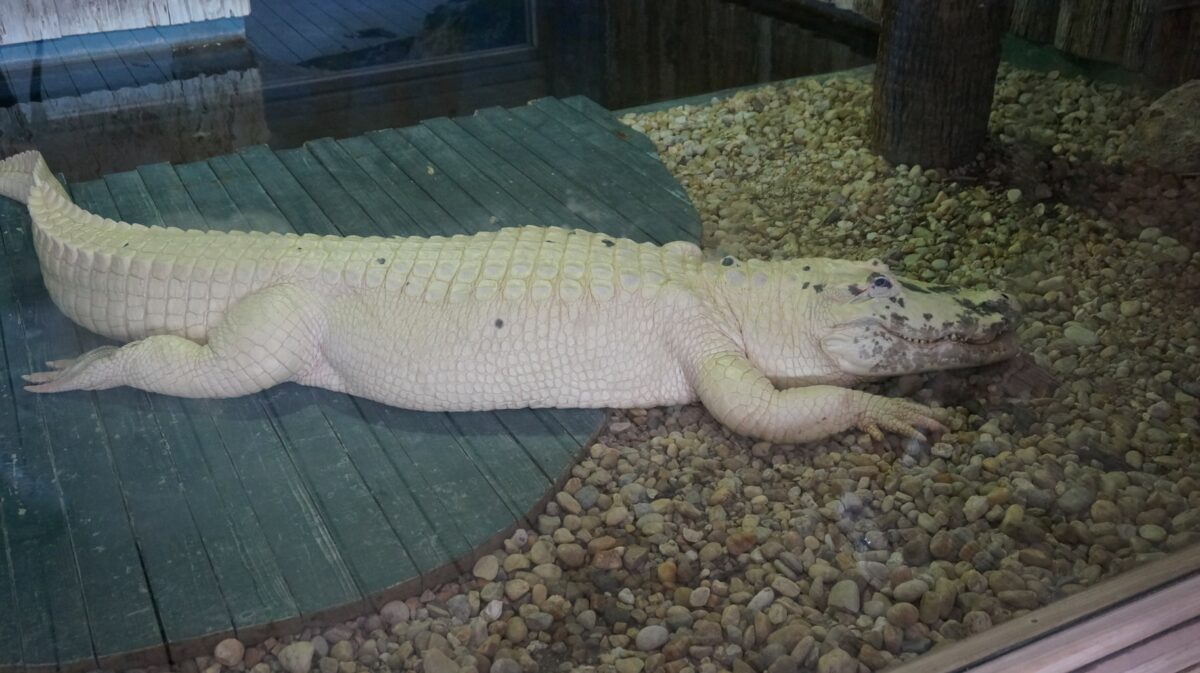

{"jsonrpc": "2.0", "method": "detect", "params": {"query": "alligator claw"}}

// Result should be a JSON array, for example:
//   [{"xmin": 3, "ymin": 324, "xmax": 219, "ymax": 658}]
[
  {"xmin": 23, "ymin": 346, "xmax": 120, "ymax": 393},
  {"xmin": 859, "ymin": 396, "xmax": 948, "ymax": 442}
]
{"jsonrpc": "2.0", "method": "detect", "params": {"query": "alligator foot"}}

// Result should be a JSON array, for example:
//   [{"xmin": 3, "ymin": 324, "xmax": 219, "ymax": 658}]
[
  {"xmin": 857, "ymin": 395, "xmax": 949, "ymax": 442},
  {"xmin": 23, "ymin": 346, "xmax": 121, "ymax": 392}
]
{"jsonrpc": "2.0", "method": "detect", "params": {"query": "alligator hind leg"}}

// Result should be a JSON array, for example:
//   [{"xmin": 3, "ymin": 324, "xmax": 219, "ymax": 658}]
[{"xmin": 24, "ymin": 284, "xmax": 327, "ymax": 398}]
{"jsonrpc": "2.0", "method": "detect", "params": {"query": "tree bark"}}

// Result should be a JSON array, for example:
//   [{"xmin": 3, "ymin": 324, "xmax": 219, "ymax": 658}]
[
  {"xmin": 1011, "ymin": 0, "xmax": 1062, "ymax": 43},
  {"xmin": 870, "ymin": 0, "xmax": 1013, "ymax": 169}
]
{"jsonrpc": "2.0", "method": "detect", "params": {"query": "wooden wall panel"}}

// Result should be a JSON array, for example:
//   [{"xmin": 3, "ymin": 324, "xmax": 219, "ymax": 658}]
[{"xmin": 0, "ymin": 0, "xmax": 250, "ymax": 46}]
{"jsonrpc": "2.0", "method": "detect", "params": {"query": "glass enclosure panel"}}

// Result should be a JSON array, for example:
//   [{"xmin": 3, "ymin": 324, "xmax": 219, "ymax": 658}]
[{"xmin": 0, "ymin": 2, "xmax": 1195, "ymax": 673}]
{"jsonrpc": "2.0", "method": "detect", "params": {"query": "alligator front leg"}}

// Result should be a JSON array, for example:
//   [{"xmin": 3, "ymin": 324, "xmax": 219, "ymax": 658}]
[
  {"xmin": 690, "ymin": 351, "xmax": 947, "ymax": 444},
  {"xmin": 24, "ymin": 284, "xmax": 327, "ymax": 398}
]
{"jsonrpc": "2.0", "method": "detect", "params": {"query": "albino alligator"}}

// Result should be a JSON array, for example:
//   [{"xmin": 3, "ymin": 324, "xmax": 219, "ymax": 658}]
[{"xmin": 1, "ymin": 151, "xmax": 1019, "ymax": 443}]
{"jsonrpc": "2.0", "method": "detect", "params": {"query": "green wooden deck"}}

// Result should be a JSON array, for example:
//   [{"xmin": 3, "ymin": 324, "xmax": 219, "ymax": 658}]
[{"xmin": 0, "ymin": 96, "xmax": 700, "ymax": 672}]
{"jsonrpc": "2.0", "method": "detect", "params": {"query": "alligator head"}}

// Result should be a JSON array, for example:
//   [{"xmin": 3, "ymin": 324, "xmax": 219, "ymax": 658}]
[{"xmin": 816, "ymin": 261, "xmax": 1021, "ymax": 379}]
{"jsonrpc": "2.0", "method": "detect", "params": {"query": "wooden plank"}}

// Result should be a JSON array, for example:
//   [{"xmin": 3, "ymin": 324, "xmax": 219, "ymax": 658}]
[
  {"xmin": 22, "ymin": 43, "xmax": 80, "ymax": 102},
  {"xmin": 491, "ymin": 410, "xmax": 582, "ymax": 477},
  {"xmin": 539, "ymin": 408, "xmax": 605, "ymax": 448},
  {"xmin": 335, "ymin": 135, "xmax": 462, "ymax": 233},
  {"xmin": 260, "ymin": 383, "xmax": 421, "ymax": 595},
  {"xmin": 0, "ymin": 256, "xmax": 23, "ymax": 673},
  {"xmin": 0, "ymin": 518, "xmax": 21, "ymax": 673},
  {"xmin": 243, "ymin": 4, "xmax": 317, "ymax": 63},
  {"xmin": 350, "ymin": 402, "xmax": 525, "ymax": 548},
  {"xmin": 185, "ymin": 379, "xmax": 370, "ymax": 621},
  {"xmin": 129, "ymin": 164, "xmax": 365, "ymax": 618},
  {"xmin": 527, "ymin": 97, "xmax": 692, "ymax": 204},
  {"xmin": 42, "ymin": 39, "xmax": 105, "ymax": 98},
  {"xmin": 135, "ymin": 163, "xmax": 208, "ymax": 230},
  {"xmin": 1088, "ymin": 616, "xmax": 1200, "ymax": 673},
  {"xmin": 174, "ymin": 161, "xmax": 252, "ymax": 231},
  {"xmin": 453, "ymin": 113, "xmax": 646, "ymax": 241},
  {"xmin": 97, "ymin": 168, "xmax": 302, "ymax": 634},
  {"xmin": 508, "ymin": 102, "xmax": 698, "ymax": 238},
  {"xmin": 205, "ymin": 154, "xmax": 296, "ymax": 235},
  {"xmin": 150, "ymin": 394, "xmax": 303, "ymax": 634},
  {"xmin": 61, "ymin": 33, "xmax": 139, "ymax": 92},
  {"xmin": 98, "ymin": 30, "xmax": 171, "ymax": 85},
  {"xmin": 287, "ymin": 0, "xmax": 391, "ymax": 48},
  {"xmin": 235, "ymin": 145, "xmax": 341, "ymax": 235},
  {"xmin": 7, "ymin": 188, "xmax": 165, "ymax": 667},
  {"xmin": 441, "ymin": 412, "xmax": 554, "ymax": 526},
  {"xmin": 260, "ymin": 0, "xmax": 358, "ymax": 56},
  {"xmin": 342, "ymin": 0, "xmax": 421, "ymax": 33},
  {"xmin": 294, "ymin": 390, "xmax": 465, "ymax": 581},
  {"xmin": 365, "ymin": 129, "xmax": 504, "ymax": 232},
  {"xmin": 395, "ymin": 124, "xmax": 544, "ymax": 228},
  {"xmin": 418, "ymin": 116, "xmax": 594, "ymax": 231},
  {"xmin": 69, "ymin": 180, "xmax": 236, "ymax": 659},
  {"xmin": 272, "ymin": 146, "xmax": 384, "ymax": 237},
  {"xmin": 248, "ymin": 0, "xmax": 331, "ymax": 62},
  {"xmin": 481, "ymin": 105, "xmax": 694, "ymax": 244},
  {"xmin": 562, "ymin": 95, "xmax": 661, "ymax": 155},
  {"xmin": 303, "ymin": 137, "xmax": 426, "ymax": 236},
  {"xmin": 0, "ymin": 211, "xmax": 95, "ymax": 672},
  {"xmin": 892, "ymin": 544, "xmax": 1200, "ymax": 673},
  {"xmin": 243, "ymin": 13, "xmax": 304, "ymax": 65}
]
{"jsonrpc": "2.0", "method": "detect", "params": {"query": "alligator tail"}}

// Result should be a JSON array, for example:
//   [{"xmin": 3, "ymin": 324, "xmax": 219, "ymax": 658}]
[{"xmin": 0, "ymin": 150, "xmax": 69, "ymax": 205}]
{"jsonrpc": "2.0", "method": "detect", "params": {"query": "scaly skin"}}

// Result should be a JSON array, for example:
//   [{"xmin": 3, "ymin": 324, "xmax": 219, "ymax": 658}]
[{"xmin": 3, "ymin": 151, "xmax": 1021, "ymax": 443}]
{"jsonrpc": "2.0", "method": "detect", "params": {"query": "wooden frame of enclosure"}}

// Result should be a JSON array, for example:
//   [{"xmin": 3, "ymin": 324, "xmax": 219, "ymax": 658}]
[{"xmin": 890, "ymin": 542, "xmax": 1200, "ymax": 673}]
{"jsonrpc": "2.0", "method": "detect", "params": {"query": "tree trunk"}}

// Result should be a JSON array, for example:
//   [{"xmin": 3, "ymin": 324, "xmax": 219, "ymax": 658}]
[
  {"xmin": 870, "ymin": 0, "xmax": 1013, "ymax": 169},
  {"xmin": 1011, "ymin": 0, "xmax": 1062, "ymax": 43}
]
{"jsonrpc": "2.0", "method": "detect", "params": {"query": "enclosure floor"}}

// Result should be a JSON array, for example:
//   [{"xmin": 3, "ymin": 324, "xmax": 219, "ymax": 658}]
[{"xmin": 0, "ymin": 96, "xmax": 700, "ymax": 672}]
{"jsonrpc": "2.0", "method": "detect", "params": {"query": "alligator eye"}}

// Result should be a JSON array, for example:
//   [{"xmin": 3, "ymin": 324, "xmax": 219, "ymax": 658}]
[{"xmin": 873, "ymin": 277, "xmax": 892, "ymax": 289}]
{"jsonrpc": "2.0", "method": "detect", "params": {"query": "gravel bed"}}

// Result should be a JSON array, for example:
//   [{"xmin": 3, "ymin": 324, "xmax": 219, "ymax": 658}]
[{"xmin": 165, "ymin": 65, "xmax": 1197, "ymax": 673}]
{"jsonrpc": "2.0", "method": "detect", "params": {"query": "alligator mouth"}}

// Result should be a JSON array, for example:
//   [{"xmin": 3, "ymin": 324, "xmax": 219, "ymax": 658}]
[{"xmin": 885, "ymin": 327, "xmax": 1004, "ymax": 347}]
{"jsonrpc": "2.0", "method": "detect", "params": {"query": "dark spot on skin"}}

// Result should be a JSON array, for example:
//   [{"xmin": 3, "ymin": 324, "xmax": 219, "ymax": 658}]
[
  {"xmin": 495, "ymin": 319, "xmax": 504, "ymax": 328},
  {"xmin": 849, "ymin": 284, "xmax": 862, "ymax": 294},
  {"xmin": 888, "ymin": 297, "xmax": 898, "ymax": 304},
  {"xmin": 975, "ymin": 299, "xmax": 1011, "ymax": 315},
  {"xmin": 923, "ymin": 313, "xmax": 933, "ymax": 321},
  {"xmin": 802, "ymin": 281, "xmax": 810, "ymax": 289},
  {"xmin": 803, "ymin": 265, "xmax": 811, "ymax": 271},
  {"xmin": 955, "ymin": 297, "xmax": 981, "ymax": 311},
  {"xmin": 602, "ymin": 239, "xmax": 614, "ymax": 247},
  {"xmin": 122, "ymin": 242, "xmax": 129, "ymax": 247},
  {"xmin": 376, "ymin": 258, "xmax": 386, "ymax": 265},
  {"xmin": 897, "ymin": 298, "xmax": 906, "ymax": 308},
  {"xmin": 721, "ymin": 256, "xmax": 735, "ymax": 266},
  {"xmin": 813, "ymin": 284, "xmax": 824, "ymax": 293},
  {"xmin": 890, "ymin": 312, "xmax": 909, "ymax": 324},
  {"xmin": 297, "ymin": 247, "xmax": 303, "ymax": 251}
]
